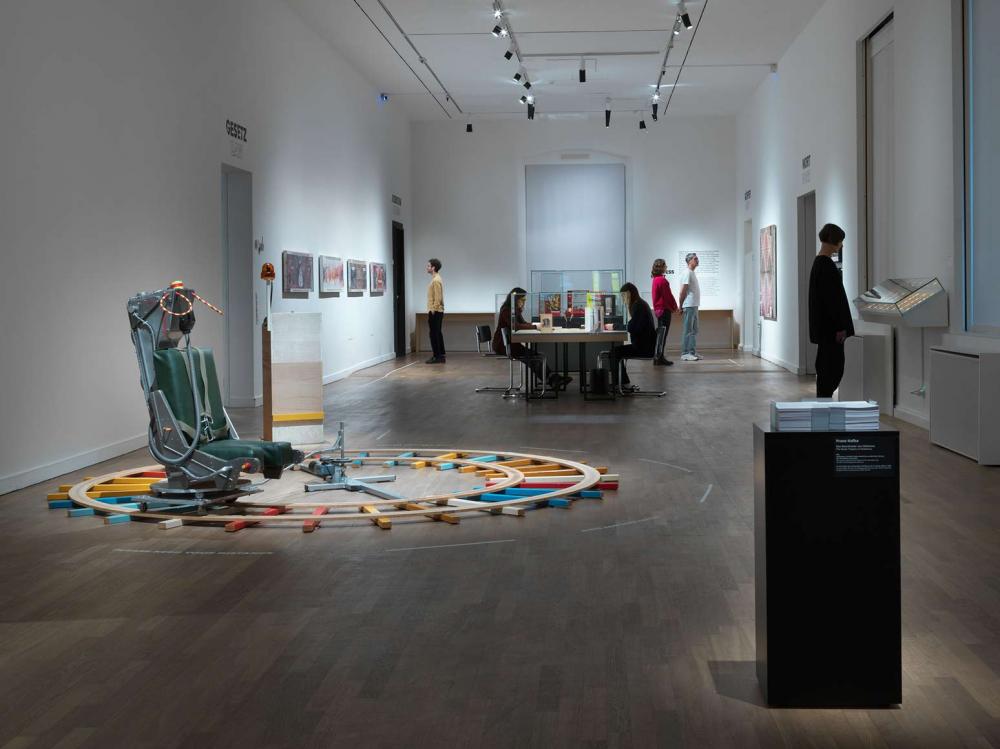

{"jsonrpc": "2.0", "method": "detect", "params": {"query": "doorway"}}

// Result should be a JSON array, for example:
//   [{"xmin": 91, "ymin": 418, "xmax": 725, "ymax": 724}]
[
  {"xmin": 392, "ymin": 221, "xmax": 406, "ymax": 357},
  {"xmin": 797, "ymin": 190, "xmax": 817, "ymax": 375},
  {"xmin": 742, "ymin": 219, "xmax": 759, "ymax": 355},
  {"xmin": 221, "ymin": 164, "xmax": 254, "ymax": 407}
]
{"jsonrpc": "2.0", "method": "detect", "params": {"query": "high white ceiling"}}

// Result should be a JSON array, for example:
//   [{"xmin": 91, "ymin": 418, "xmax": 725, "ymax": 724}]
[{"xmin": 285, "ymin": 0, "xmax": 825, "ymax": 122}]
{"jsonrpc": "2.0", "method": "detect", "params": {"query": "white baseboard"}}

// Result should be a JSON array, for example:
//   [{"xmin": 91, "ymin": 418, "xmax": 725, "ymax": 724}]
[
  {"xmin": 891, "ymin": 404, "xmax": 930, "ymax": 431},
  {"xmin": 0, "ymin": 433, "xmax": 147, "ymax": 496},
  {"xmin": 323, "ymin": 353, "xmax": 397, "ymax": 385},
  {"xmin": 758, "ymin": 352, "xmax": 802, "ymax": 374}
]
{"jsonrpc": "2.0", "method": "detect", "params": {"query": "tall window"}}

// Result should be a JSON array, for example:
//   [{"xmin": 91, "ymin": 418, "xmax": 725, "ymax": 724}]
[
  {"xmin": 965, "ymin": 0, "xmax": 1000, "ymax": 332},
  {"xmin": 859, "ymin": 14, "xmax": 894, "ymax": 292}
]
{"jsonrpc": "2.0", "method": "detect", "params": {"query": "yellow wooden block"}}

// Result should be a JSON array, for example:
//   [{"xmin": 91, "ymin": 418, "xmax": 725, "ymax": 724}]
[
  {"xmin": 495, "ymin": 459, "xmax": 533, "ymax": 468},
  {"xmin": 458, "ymin": 466, "xmax": 479, "ymax": 474},
  {"xmin": 519, "ymin": 469, "xmax": 581, "ymax": 477},
  {"xmin": 361, "ymin": 505, "xmax": 392, "ymax": 530},
  {"xmin": 47, "ymin": 492, "xmax": 69, "ymax": 500},
  {"xmin": 411, "ymin": 461, "xmax": 428, "ymax": 469},
  {"xmin": 272, "ymin": 411, "xmax": 325, "ymax": 423},
  {"xmin": 431, "ymin": 452, "xmax": 458, "ymax": 462},
  {"xmin": 87, "ymin": 488, "xmax": 151, "ymax": 499},
  {"xmin": 520, "ymin": 463, "xmax": 561, "ymax": 473}
]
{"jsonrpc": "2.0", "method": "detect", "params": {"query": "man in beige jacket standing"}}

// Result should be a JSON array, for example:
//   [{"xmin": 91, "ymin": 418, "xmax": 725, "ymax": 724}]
[{"xmin": 426, "ymin": 258, "xmax": 446, "ymax": 364}]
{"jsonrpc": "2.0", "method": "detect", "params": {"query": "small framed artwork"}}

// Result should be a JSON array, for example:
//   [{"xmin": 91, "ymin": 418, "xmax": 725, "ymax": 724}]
[
  {"xmin": 282, "ymin": 251, "xmax": 314, "ymax": 293},
  {"xmin": 319, "ymin": 255, "xmax": 344, "ymax": 293},
  {"xmin": 347, "ymin": 259, "xmax": 368, "ymax": 292},
  {"xmin": 369, "ymin": 262, "xmax": 387, "ymax": 294}
]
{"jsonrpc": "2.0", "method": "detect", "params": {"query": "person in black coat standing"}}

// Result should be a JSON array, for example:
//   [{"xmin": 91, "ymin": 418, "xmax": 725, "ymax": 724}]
[
  {"xmin": 809, "ymin": 223, "xmax": 856, "ymax": 397},
  {"xmin": 611, "ymin": 282, "xmax": 657, "ymax": 390}
]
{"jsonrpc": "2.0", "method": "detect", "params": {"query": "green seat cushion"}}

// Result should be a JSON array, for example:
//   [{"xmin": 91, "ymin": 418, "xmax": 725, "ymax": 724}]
[
  {"xmin": 153, "ymin": 347, "xmax": 230, "ymax": 441},
  {"xmin": 198, "ymin": 439, "xmax": 297, "ymax": 470}
]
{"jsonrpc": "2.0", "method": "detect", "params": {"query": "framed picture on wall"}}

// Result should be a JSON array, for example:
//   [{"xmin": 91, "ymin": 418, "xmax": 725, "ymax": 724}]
[
  {"xmin": 760, "ymin": 225, "xmax": 777, "ymax": 321},
  {"xmin": 347, "ymin": 259, "xmax": 368, "ymax": 292},
  {"xmin": 282, "ymin": 250, "xmax": 314, "ymax": 293},
  {"xmin": 369, "ymin": 262, "xmax": 387, "ymax": 294},
  {"xmin": 319, "ymin": 255, "xmax": 344, "ymax": 293}
]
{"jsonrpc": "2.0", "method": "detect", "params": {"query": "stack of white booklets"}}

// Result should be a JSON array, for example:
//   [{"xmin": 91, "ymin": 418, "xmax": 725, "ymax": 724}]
[{"xmin": 770, "ymin": 401, "xmax": 880, "ymax": 432}]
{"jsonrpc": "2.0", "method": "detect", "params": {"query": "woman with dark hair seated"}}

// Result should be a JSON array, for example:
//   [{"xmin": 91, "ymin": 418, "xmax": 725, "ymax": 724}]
[
  {"xmin": 492, "ymin": 287, "xmax": 571, "ymax": 389},
  {"xmin": 610, "ymin": 282, "xmax": 657, "ymax": 390}
]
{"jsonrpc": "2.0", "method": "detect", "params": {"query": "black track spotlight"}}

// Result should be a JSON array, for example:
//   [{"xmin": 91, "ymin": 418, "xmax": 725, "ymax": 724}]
[
  {"xmin": 652, "ymin": 91, "xmax": 661, "ymax": 121},
  {"xmin": 527, "ymin": 96, "xmax": 535, "ymax": 120},
  {"xmin": 492, "ymin": 23, "xmax": 504, "ymax": 37},
  {"xmin": 639, "ymin": 114, "xmax": 647, "ymax": 131},
  {"xmin": 513, "ymin": 66, "xmax": 525, "ymax": 84},
  {"xmin": 520, "ymin": 94, "xmax": 528, "ymax": 104},
  {"xmin": 466, "ymin": 116, "xmax": 473, "ymax": 133},
  {"xmin": 679, "ymin": 2, "xmax": 693, "ymax": 28},
  {"xmin": 523, "ymin": 77, "xmax": 532, "ymax": 90},
  {"xmin": 579, "ymin": 57, "xmax": 586, "ymax": 83},
  {"xmin": 605, "ymin": 97, "xmax": 612, "ymax": 128},
  {"xmin": 504, "ymin": 43, "xmax": 514, "ymax": 61}
]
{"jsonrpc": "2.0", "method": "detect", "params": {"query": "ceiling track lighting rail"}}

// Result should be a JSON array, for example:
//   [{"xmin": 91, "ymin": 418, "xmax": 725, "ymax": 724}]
[
  {"xmin": 355, "ymin": 0, "xmax": 463, "ymax": 118},
  {"xmin": 492, "ymin": 0, "xmax": 539, "ymax": 118},
  {"xmin": 657, "ymin": 0, "xmax": 709, "ymax": 119}
]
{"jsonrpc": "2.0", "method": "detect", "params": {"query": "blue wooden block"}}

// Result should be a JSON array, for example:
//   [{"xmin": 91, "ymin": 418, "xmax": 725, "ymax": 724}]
[
  {"xmin": 479, "ymin": 493, "xmax": 511, "ymax": 503},
  {"xmin": 47, "ymin": 500, "xmax": 74, "ymax": 509},
  {"xmin": 469, "ymin": 455, "xmax": 499, "ymax": 463},
  {"xmin": 67, "ymin": 508, "xmax": 96, "ymax": 517},
  {"xmin": 574, "ymin": 490, "xmax": 604, "ymax": 499},
  {"xmin": 548, "ymin": 498, "xmax": 572, "ymax": 509},
  {"xmin": 385, "ymin": 451, "xmax": 416, "ymax": 466},
  {"xmin": 116, "ymin": 503, "xmax": 141, "ymax": 510},
  {"xmin": 104, "ymin": 514, "xmax": 131, "ymax": 525},
  {"xmin": 437, "ymin": 462, "xmax": 456, "ymax": 471},
  {"xmin": 502, "ymin": 488, "xmax": 552, "ymax": 497}
]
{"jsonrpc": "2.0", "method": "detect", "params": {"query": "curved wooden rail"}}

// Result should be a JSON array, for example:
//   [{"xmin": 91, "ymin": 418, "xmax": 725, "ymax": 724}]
[{"xmin": 66, "ymin": 448, "xmax": 603, "ymax": 526}]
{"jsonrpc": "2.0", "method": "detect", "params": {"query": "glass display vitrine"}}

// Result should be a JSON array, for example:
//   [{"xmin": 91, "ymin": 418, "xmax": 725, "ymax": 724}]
[
  {"xmin": 493, "ymin": 290, "xmax": 627, "ymax": 331},
  {"xmin": 854, "ymin": 278, "xmax": 948, "ymax": 327},
  {"xmin": 530, "ymin": 269, "xmax": 623, "ymax": 296}
]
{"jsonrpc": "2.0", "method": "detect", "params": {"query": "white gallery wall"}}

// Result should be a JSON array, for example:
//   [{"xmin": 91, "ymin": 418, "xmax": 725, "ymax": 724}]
[
  {"xmin": 737, "ymin": 0, "xmax": 955, "ymax": 426},
  {"xmin": 0, "ymin": 0, "xmax": 411, "ymax": 494},
  {"xmin": 411, "ymin": 116, "xmax": 737, "ymax": 314}
]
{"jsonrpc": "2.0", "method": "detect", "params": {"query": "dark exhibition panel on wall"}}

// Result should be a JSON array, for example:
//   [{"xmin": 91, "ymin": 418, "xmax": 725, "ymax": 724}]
[{"xmin": 753, "ymin": 425, "xmax": 901, "ymax": 707}]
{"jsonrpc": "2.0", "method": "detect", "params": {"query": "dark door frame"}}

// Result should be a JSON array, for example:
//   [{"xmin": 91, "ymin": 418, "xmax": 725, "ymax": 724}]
[{"xmin": 392, "ymin": 221, "xmax": 406, "ymax": 357}]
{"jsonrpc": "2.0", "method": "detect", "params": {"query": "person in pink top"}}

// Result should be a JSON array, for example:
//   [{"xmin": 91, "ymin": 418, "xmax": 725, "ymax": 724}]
[{"xmin": 650, "ymin": 258, "xmax": 678, "ymax": 366}]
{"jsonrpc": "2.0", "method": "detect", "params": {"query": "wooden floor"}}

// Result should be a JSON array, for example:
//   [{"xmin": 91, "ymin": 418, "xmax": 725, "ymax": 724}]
[{"xmin": 2, "ymin": 351, "xmax": 999, "ymax": 748}]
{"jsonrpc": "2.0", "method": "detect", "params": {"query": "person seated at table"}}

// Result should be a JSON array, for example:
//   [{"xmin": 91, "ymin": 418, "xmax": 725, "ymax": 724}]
[
  {"xmin": 492, "ymin": 287, "xmax": 571, "ymax": 389},
  {"xmin": 610, "ymin": 282, "xmax": 657, "ymax": 391}
]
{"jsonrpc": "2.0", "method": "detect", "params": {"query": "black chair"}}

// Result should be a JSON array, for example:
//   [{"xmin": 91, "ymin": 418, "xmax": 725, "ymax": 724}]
[
  {"xmin": 474, "ymin": 324, "xmax": 501, "ymax": 356},
  {"xmin": 501, "ymin": 327, "xmax": 554, "ymax": 399},
  {"xmin": 600, "ymin": 326, "xmax": 668, "ymax": 398}
]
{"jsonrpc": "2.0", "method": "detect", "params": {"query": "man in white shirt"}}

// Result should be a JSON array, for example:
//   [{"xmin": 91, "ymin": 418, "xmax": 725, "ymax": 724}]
[{"xmin": 677, "ymin": 252, "xmax": 701, "ymax": 361}]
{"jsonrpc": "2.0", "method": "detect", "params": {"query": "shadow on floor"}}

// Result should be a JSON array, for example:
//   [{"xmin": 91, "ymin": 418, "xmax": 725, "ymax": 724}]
[{"xmin": 708, "ymin": 660, "xmax": 766, "ymax": 707}]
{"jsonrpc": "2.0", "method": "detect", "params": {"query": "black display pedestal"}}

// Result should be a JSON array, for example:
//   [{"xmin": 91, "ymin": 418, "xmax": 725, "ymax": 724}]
[{"xmin": 754, "ymin": 424, "xmax": 901, "ymax": 707}]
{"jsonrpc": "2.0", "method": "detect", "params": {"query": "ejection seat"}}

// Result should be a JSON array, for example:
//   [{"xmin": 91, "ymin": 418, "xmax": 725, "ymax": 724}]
[
  {"xmin": 128, "ymin": 281, "xmax": 301, "ymax": 504},
  {"xmin": 152, "ymin": 347, "xmax": 297, "ymax": 478}
]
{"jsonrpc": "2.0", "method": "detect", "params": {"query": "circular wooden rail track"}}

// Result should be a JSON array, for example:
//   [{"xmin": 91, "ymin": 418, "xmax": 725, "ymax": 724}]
[{"xmin": 65, "ymin": 449, "xmax": 608, "ymax": 530}]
